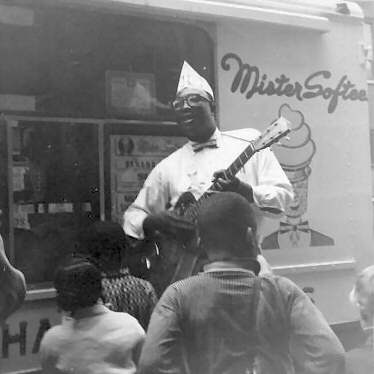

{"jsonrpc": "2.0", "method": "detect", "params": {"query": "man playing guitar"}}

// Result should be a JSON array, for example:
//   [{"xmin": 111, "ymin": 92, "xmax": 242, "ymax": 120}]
[{"xmin": 123, "ymin": 61, "xmax": 293, "ymax": 295}]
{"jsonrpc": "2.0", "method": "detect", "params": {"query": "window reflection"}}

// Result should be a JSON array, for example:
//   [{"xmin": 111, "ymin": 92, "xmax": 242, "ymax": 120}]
[
  {"xmin": 12, "ymin": 121, "xmax": 100, "ymax": 287},
  {"xmin": 0, "ymin": 4, "xmax": 214, "ymax": 291},
  {"xmin": 0, "ymin": 6, "xmax": 214, "ymax": 121}
]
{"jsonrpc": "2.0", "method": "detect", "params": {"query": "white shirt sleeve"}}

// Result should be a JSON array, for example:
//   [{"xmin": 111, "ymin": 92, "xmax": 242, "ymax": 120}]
[
  {"xmin": 242, "ymin": 147, "xmax": 293, "ymax": 218},
  {"xmin": 124, "ymin": 162, "xmax": 170, "ymax": 239}
]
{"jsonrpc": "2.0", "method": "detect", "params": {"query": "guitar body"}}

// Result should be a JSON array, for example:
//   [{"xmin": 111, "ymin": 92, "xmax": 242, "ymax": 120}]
[
  {"xmin": 171, "ymin": 191, "xmax": 205, "ymax": 281},
  {"xmin": 174, "ymin": 190, "xmax": 195, "ymax": 211},
  {"xmin": 148, "ymin": 191, "xmax": 203, "ymax": 296}
]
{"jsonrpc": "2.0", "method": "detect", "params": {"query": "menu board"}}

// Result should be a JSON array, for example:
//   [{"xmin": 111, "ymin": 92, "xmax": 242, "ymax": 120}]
[{"xmin": 110, "ymin": 135, "xmax": 186, "ymax": 224}]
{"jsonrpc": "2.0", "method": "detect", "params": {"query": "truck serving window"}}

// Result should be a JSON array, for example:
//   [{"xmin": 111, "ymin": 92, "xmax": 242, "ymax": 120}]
[{"xmin": 0, "ymin": 4, "xmax": 214, "ymax": 290}]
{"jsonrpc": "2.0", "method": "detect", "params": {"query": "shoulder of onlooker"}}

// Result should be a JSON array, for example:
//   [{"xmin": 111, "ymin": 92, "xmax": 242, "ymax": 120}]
[
  {"xmin": 134, "ymin": 277, "xmax": 158, "ymax": 304},
  {"xmin": 155, "ymin": 274, "xmax": 203, "ymax": 309},
  {"xmin": 107, "ymin": 310, "xmax": 145, "ymax": 334},
  {"xmin": 134, "ymin": 275, "xmax": 155, "ymax": 290},
  {"xmin": 266, "ymin": 274, "xmax": 303, "ymax": 291},
  {"xmin": 126, "ymin": 274, "xmax": 157, "ymax": 295},
  {"xmin": 260, "ymin": 273, "xmax": 304, "ymax": 304},
  {"xmin": 40, "ymin": 324, "xmax": 64, "ymax": 350}
]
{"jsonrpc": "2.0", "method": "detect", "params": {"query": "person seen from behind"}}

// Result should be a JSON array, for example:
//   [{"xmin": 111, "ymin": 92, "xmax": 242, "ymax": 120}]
[
  {"xmin": 40, "ymin": 257, "xmax": 145, "ymax": 374},
  {"xmin": 345, "ymin": 264, "xmax": 374, "ymax": 374},
  {"xmin": 78, "ymin": 221, "xmax": 157, "ymax": 329},
  {"xmin": 138, "ymin": 192, "xmax": 345, "ymax": 374}
]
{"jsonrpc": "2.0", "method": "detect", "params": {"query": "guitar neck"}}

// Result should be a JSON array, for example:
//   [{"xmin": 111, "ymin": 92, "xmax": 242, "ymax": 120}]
[{"xmin": 211, "ymin": 141, "xmax": 255, "ymax": 191}]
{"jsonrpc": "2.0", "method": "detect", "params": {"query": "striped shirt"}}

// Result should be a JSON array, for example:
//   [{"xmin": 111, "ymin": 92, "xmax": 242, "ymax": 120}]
[
  {"xmin": 139, "ymin": 263, "xmax": 345, "ymax": 374},
  {"xmin": 101, "ymin": 268, "xmax": 158, "ymax": 329}
]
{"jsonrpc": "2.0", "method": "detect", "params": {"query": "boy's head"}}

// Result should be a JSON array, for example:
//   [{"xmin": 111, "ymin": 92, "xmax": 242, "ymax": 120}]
[{"xmin": 196, "ymin": 192, "xmax": 257, "ymax": 260}]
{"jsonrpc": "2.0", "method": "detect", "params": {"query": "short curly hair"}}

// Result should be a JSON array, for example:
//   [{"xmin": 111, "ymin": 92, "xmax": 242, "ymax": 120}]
[
  {"xmin": 350, "ymin": 265, "xmax": 374, "ymax": 325},
  {"xmin": 78, "ymin": 221, "xmax": 128, "ymax": 272},
  {"xmin": 54, "ymin": 257, "xmax": 102, "ymax": 315}
]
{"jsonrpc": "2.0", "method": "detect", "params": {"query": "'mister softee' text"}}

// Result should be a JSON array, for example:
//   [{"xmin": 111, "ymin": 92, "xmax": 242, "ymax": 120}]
[{"xmin": 221, "ymin": 53, "xmax": 367, "ymax": 114}]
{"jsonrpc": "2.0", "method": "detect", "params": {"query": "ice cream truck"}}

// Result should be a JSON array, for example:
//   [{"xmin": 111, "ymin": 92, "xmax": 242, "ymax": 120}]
[{"xmin": 0, "ymin": 0, "xmax": 373, "ymax": 372}]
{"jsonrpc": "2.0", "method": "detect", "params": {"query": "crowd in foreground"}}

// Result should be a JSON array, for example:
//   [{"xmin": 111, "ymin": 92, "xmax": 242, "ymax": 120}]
[
  {"xmin": 26, "ymin": 192, "xmax": 372, "ymax": 374},
  {"xmin": 0, "ymin": 192, "xmax": 373, "ymax": 374}
]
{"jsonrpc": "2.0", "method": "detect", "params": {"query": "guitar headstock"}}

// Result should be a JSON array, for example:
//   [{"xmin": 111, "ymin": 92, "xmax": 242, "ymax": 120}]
[{"xmin": 253, "ymin": 117, "xmax": 291, "ymax": 152}]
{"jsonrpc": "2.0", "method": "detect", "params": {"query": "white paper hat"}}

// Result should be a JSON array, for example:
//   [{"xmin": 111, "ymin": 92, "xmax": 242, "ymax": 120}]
[{"xmin": 176, "ymin": 61, "xmax": 214, "ymax": 100}]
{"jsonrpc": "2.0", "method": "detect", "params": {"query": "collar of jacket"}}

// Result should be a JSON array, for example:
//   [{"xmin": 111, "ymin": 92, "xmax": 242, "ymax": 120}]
[
  {"xmin": 63, "ymin": 303, "xmax": 109, "ymax": 320},
  {"xmin": 203, "ymin": 258, "xmax": 259, "ymax": 274}
]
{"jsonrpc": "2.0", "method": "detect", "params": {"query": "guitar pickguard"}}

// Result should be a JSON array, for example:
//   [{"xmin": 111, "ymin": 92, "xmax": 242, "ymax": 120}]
[
  {"xmin": 174, "ymin": 190, "xmax": 218, "ymax": 222},
  {"xmin": 174, "ymin": 191, "xmax": 197, "ymax": 217}
]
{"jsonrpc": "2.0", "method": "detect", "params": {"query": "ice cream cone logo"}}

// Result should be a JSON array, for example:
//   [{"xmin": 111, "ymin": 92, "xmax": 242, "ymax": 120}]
[{"xmin": 273, "ymin": 104, "xmax": 316, "ymax": 218}]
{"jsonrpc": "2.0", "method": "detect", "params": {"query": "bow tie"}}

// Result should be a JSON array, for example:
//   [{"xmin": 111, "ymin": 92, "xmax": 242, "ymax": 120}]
[
  {"xmin": 192, "ymin": 139, "xmax": 218, "ymax": 153},
  {"xmin": 279, "ymin": 221, "xmax": 309, "ymax": 234}
]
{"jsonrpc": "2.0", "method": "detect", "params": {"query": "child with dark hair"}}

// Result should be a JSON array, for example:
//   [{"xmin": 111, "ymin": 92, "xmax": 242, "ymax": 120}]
[
  {"xmin": 53, "ymin": 257, "xmax": 103, "ymax": 315},
  {"xmin": 40, "ymin": 257, "xmax": 145, "ymax": 374},
  {"xmin": 79, "ymin": 221, "xmax": 157, "ymax": 329}
]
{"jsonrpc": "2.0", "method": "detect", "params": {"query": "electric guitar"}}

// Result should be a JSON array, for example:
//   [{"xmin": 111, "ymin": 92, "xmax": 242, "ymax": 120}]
[{"xmin": 134, "ymin": 117, "xmax": 291, "ymax": 295}]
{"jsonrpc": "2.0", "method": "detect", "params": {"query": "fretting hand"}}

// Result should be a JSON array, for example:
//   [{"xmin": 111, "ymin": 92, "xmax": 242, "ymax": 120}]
[
  {"xmin": 212, "ymin": 170, "xmax": 240, "ymax": 192},
  {"xmin": 212, "ymin": 170, "xmax": 255, "ymax": 203}
]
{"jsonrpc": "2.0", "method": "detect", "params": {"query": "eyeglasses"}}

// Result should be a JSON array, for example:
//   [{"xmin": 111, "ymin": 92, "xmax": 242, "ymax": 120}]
[{"xmin": 171, "ymin": 94, "xmax": 210, "ymax": 111}]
